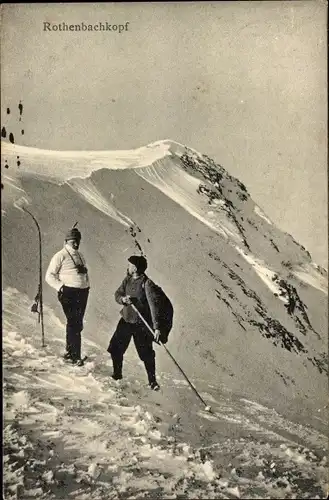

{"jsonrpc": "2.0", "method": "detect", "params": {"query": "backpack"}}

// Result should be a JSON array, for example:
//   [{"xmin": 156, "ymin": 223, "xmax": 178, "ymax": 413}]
[{"xmin": 143, "ymin": 278, "xmax": 174, "ymax": 344}]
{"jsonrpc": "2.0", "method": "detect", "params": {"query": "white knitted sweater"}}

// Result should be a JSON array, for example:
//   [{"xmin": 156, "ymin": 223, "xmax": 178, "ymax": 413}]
[{"xmin": 45, "ymin": 244, "xmax": 90, "ymax": 291}]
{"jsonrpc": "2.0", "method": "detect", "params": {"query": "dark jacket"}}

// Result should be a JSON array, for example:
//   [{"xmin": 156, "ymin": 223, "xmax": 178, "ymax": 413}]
[{"xmin": 115, "ymin": 274, "xmax": 161, "ymax": 330}]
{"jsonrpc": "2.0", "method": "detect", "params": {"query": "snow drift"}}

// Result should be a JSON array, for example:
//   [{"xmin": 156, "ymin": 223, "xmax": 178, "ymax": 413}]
[{"xmin": 3, "ymin": 288, "xmax": 328, "ymax": 499}]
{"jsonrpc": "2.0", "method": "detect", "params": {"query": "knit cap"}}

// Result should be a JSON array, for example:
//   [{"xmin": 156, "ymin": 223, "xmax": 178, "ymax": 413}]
[{"xmin": 65, "ymin": 227, "xmax": 81, "ymax": 241}]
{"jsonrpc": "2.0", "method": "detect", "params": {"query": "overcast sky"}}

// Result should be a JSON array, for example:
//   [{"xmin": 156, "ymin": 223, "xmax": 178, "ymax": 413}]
[{"xmin": 1, "ymin": 2, "xmax": 327, "ymax": 266}]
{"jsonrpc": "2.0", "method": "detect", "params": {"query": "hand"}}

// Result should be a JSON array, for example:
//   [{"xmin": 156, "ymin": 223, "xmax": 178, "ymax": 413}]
[
  {"xmin": 31, "ymin": 302, "xmax": 39, "ymax": 313},
  {"xmin": 154, "ymin": 329, "xmax": 161, "ymax": 343},
  {"xmin": 121, "ymin": 295, "xmax": 132, "ymax": 305},
  {"xmin": 58, "ymin": 285, "xmax": 65, "ymax": 300}
]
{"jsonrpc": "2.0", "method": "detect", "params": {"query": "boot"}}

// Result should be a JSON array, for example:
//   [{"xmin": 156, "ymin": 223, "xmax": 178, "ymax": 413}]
[
  {"xmin": 111, "ymin": 358, "xmax": 123, "ymax": 380},
  {"xmin": 144, "ymin": 358, "xmax": 159, "ymax": 390},
  {"xmin": 149, "ymin": 381, "xmax": 160, "ymax": 391}
]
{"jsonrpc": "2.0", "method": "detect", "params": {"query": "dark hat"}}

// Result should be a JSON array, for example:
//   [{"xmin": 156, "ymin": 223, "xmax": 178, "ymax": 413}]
[
  {"xmin": 65, "ymin": 227, "xmax": 81, "ymax": 241},
  {"xmin": 128, "ymin": 255, "xmax": 147, "ymax": 273}
]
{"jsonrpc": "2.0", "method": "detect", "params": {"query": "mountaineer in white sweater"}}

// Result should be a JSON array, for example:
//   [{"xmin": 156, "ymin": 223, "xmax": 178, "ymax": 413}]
[{"xmin": 45, "ymin": 226, "xmax": 90, "ymax": 366}]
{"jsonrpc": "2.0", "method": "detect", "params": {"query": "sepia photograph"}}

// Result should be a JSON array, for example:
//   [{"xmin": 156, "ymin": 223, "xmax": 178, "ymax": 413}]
[{"xmin": 1, "ymin": 2, "xmax": 328, "ymax": 498}]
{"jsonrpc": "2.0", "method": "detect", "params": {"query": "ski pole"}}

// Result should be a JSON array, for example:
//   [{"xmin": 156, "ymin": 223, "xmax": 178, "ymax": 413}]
[
  {"xmin": 22, "ymin": 207, "xmax": 45, "ymax": 347},
  {"xmin": 131, "ymin": 303, "xmax": 211, "ymax": 412}
]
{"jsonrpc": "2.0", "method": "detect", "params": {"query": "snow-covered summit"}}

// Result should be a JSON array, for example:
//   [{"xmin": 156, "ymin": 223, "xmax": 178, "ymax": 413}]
[
  {"xmin": 1, "ymin": 137, "xmax": 327, "ymax": 293},
  {"xmin": 1, "ymin": 139, "xmax": 173, "ymax": 183}
]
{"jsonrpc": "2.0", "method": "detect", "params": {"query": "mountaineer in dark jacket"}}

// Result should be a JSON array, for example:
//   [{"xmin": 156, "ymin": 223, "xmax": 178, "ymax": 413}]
[{"xmin": 107, "ymin": 255, "xmax": 161, "ymax": 390}]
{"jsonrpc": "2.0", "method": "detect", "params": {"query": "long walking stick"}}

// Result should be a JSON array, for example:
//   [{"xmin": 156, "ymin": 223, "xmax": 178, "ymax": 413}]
[
  {"xmin": 131, "ymin": 303, "xmax": 211, "ymax": 412},
  {"xmin": 22, "ymin": 207, "xmax": 45, "ymax": 347}
]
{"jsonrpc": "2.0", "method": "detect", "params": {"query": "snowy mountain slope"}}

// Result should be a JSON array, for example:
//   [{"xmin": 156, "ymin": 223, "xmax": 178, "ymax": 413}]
[
  {"xmin": 2, "ymin": 138, "xmax": 327, "ymax": 419},
  {"xmin": 2, "ymin": 139, "xmax": 327, "ymax": 293},
  {"xmin": 3, "ymin": 288, "xmax": 328, "ymax": 499},
  {"xmin": 2, "ymin": 140, "xmax": 170, "ymax": 229}
]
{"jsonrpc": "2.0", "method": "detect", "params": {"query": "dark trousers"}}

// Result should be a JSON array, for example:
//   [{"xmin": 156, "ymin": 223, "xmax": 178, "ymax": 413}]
[
  {"xmin": 58, "ymin": 286, "xmax": 89, "ymax": 360},
  {"xmin": 108, "ymin": 318, "xmax": 156, "ymax": 384}
]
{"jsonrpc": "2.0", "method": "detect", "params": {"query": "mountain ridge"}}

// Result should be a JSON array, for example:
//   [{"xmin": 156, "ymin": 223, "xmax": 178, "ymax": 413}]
[{"xmin": 2, "ymin": 138, "xmax": 327, "ymax": 278}]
